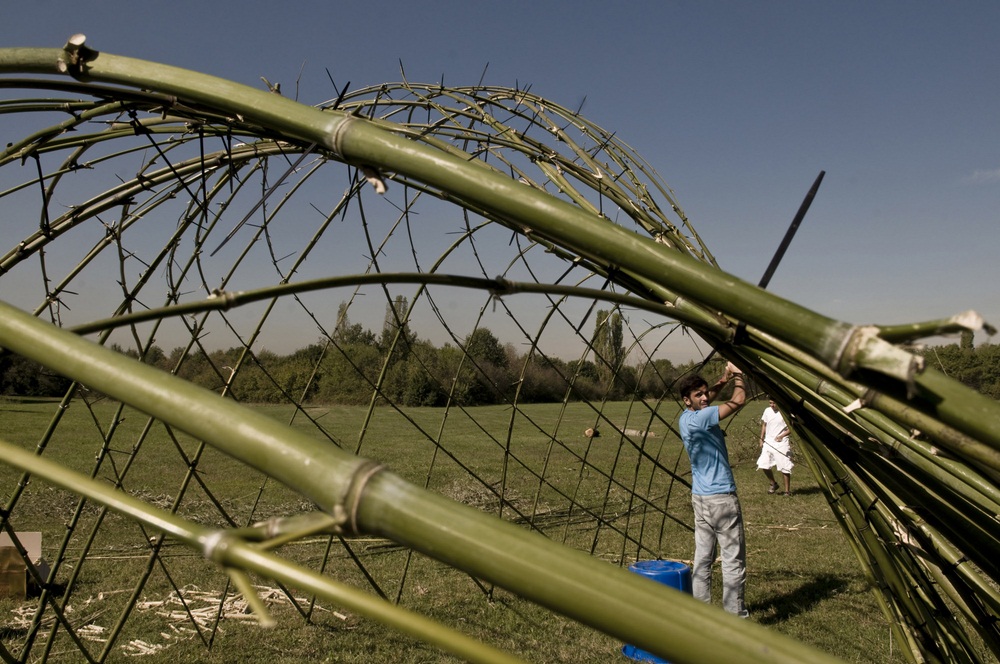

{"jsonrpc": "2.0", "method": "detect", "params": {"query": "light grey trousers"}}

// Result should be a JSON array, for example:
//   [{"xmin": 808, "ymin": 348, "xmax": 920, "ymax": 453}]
[{"xmin": 691, "ymin": 492, "xmax": 748, "ymax": 617}]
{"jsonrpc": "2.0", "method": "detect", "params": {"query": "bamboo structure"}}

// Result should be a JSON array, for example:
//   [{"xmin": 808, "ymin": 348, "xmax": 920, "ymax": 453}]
[{"xmin": 0, "ymin": 35, "xmax": 996, "ymax": 662}]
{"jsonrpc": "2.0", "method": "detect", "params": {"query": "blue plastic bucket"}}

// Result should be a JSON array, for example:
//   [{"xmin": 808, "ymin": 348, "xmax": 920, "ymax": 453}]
[{"xmin": 621, "ymin": 560, "xmax": 691, "ymax": 663}]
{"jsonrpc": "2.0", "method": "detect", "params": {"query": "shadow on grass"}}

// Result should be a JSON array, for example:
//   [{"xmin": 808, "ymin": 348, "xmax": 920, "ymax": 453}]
[
  {"xmin": 751, "ymin": 573, "xmax": 848, "ymax": 625},
  {"xmin": 745, "ymin": 484, "xmax": 826, "ymax": 498},
  {"xmin": 785, "ymin": 485, "xmax": 824, "ymax": 497}
]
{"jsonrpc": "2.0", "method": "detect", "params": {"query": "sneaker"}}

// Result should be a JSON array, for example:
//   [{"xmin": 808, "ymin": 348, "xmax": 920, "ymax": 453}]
[
  {"xmin": 768, "ymin": 482, "xmax": 779, "ymax": 494},
  {"xmin": 783, "ymin": 491, "xmax": 792, "ymax": 497}
]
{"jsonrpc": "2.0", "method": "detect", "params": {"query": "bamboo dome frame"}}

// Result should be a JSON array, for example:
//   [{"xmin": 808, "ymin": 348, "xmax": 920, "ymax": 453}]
[{"xmin": 0, "ymin": 35, "xmax": 997, "ymax": 663}]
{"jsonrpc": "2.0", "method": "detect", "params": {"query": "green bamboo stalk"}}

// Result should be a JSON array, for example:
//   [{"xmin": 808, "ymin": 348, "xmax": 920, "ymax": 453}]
[
  {"xmin": 1, "ymin": 153, "xmax": 227, "ymax": 271},
  {"xmin": 0, "ymin": 99, "xmax": 117, "ymax": 163},
  {"xmin": 66, "ymin": 272, "xmax": 692, "ymax": 338},
  {"xmin": 876, "ymin": 310, "xmax": 996, "ymax": 343},
  {"xmin": 230, "ymin": 512, "xmax": 341, "ymax": 549}
]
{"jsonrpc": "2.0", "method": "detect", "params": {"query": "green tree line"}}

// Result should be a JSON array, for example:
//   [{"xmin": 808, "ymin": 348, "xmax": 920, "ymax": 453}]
[
  {"xmin": 3, "ymin": 308, "xmax": 997, "ymax": 405},
  {"xmin": 920, "ymin": 332, "xmax": 1000, "ymax": 400},
  {"xmin": 0, "ymin": 305, "xmax": 672, "ymax": 406}
]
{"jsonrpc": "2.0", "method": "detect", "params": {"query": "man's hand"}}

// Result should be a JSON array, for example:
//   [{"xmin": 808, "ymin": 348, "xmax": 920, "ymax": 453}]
[
  {"xmin": 724, "ymin": 361, "xmax": 742, "ymax": 380},
  {"xmin": 717, "ymin": 361, "xmax": 746, "ymax": 419}
]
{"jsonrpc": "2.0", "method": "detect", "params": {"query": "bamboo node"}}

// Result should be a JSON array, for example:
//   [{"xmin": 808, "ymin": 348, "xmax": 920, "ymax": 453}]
[
  {"xmin": 201, "ymin": 530, "xmax": 230, "ymax": 563},
  {"xmin": 837, "ymin": 325, "xmax": 923, "ymax": 394},
  {"xmin": 340, "ymin": 461, "xmax": 387, "ymax": 536},
  {"xmin": 329, "ymin": 114, "xmax": 357, "ymax": 160},
  {"xmin": 489, "ymin": 278, "xmax": 513, "ymax": 308},
  {"xmin": 208, "ymin": 288, "xmax": 238, "ymax": 309}
]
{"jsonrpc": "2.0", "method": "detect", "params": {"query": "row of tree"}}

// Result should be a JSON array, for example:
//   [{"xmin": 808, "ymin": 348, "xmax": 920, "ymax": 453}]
[
  {"xmin": 0, "ymin": 303, "xmax": 678, "ymax": 406},
  {"xmin": 2, "ymin": 306, "xmax": 997, "ymax": 404},
  {"xmin": 920, "ymin": 332, "xmax": 1000, "ymax": 400},
  {"xmin": 151, "ymin": 305, "xmax": 675, "ymax": 406}
]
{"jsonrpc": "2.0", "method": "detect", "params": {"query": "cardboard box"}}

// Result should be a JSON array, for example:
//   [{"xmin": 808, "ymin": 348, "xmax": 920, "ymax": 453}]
[
  {"xmin": 0, "ymin": 546, "xmax": 27, "ymax": 598},
  {"xmin": 0, "ymin": 532, "xmax": 44, "ymax": 599}
]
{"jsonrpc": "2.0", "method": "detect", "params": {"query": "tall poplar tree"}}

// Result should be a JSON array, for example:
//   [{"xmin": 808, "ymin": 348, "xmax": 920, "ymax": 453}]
[{"xmin": 593, "ymin": 309, "xmax": 624, "ymax": 389}]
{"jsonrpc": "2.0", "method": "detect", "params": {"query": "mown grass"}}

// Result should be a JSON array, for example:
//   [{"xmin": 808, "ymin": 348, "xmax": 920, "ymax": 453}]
[{"xmin": 0, "ymin": 398, "xmax": 908, "ymax": 663}]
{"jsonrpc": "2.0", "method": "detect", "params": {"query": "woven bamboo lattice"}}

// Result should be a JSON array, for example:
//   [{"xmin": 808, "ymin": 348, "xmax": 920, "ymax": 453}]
[{"xmin": 0, "ymin": 36, "xmax": 998, "ymax": 663}]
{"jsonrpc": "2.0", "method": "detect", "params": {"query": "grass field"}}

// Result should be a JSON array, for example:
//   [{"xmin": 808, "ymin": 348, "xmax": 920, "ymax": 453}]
[{"xmin": 0, "ymin": 398, "xmax": 909, "ymax": 663}]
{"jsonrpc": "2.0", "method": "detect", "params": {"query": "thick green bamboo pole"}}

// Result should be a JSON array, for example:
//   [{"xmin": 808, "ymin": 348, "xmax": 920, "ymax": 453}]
[{"xmin": 0, "ymin": 299, "xmax": 844, "ymax": 664}]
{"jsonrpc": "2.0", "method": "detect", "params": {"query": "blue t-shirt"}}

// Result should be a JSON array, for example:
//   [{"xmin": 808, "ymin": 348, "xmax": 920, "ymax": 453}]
[{"xmin": 679, "ymin": 406, "xmax": 736, "ymax": 495}]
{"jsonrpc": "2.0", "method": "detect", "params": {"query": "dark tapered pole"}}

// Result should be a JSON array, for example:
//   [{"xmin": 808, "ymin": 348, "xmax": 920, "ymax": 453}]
[
  {"xmin": 699, "ymin": 170, "xmax": 825, "ymax": 368},
  {"xmin": 757, "ymin": 170, "xmax": 825, "ymax": 289}
]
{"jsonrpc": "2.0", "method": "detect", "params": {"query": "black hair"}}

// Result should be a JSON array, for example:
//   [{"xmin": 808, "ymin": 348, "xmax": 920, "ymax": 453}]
[{"xmin": 677, "ymin": 374, "xmax": 708, "ymax": 400}]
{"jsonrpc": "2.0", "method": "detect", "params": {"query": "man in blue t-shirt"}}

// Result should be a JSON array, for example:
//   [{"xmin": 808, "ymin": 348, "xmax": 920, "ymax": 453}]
[{"xmin": 677, "ymin": 361, "xmax": 748, "ymax": 617}]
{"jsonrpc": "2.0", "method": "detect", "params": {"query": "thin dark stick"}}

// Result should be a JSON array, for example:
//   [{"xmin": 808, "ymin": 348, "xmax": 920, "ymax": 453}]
[
  {"xmin": 757, "ymin": 170, "xmax": 825, "ymax": 289},
  {"xmin": 700, "ymin": 170, "xmax": 825, "ymax": 368}
]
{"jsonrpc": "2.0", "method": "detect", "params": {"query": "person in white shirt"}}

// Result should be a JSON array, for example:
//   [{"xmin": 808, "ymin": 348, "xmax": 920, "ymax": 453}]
[{"xmin": 757, "ymin": 399, "xmax": 793, "ymax": 496}]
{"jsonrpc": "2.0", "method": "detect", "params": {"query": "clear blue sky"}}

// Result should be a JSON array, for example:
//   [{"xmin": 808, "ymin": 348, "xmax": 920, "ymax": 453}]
[{"xmin": 3, "ymin": 1, "xmax": 999, "ymax": 358}]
